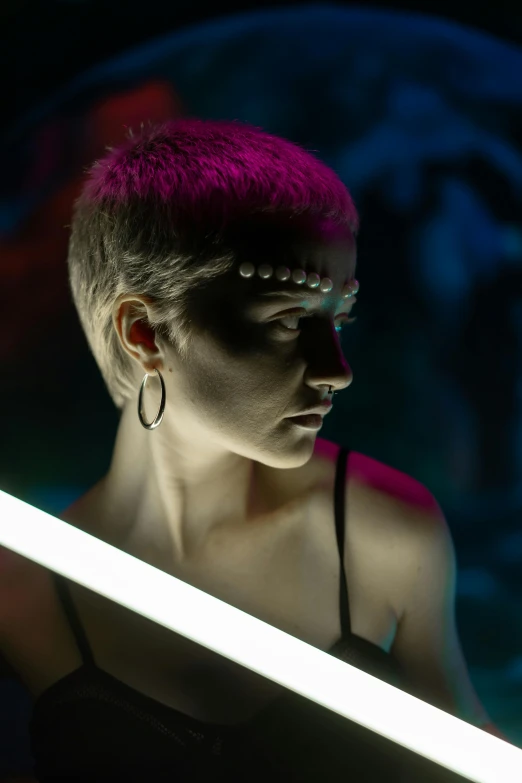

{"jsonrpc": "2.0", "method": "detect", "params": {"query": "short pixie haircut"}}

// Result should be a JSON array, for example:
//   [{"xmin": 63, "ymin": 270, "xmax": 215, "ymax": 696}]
[{"xmin": 67, "ymin": 118, "xmax": 359, "ymax": 409}]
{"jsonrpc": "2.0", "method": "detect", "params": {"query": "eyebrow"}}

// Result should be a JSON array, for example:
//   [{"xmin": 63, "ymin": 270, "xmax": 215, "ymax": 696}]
[
  {"xmin": 258, "ymin": 289, "xmax": 328, "ymax": 301},
  {"xmin": 257, "ymin": 290, "xmax": 356, "ymax": 307}
]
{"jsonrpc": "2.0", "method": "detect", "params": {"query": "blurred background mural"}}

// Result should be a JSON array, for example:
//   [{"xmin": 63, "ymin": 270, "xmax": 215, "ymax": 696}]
[{"xmin": 1, "ymin": 1, "xmax": 522, "ymax": 778}]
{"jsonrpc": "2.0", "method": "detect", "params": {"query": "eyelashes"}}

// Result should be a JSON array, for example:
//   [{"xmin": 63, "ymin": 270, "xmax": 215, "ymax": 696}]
[
  {"xmin": 335, "ymin": 316, "xmax": 357, "ymax": 333},
  {"xmin": 274, "ymin": 314, "xmax": 357, "ymax": 335}
]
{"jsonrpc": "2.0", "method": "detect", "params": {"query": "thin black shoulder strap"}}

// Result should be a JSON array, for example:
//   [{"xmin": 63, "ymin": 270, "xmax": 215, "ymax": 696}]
[
  {"xmin": 53, "ymin": 572, "xmax": 96, "ymax": 667},
  {"xmin": 334, "ymin": 445, "xmax": 351, "ymax": 636}
]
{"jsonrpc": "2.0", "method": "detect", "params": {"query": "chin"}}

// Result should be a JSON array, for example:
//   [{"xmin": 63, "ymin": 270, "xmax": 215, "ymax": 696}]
[{"xmin": 260, "ymin": 433, "xmax": 317, "ymax": 469}]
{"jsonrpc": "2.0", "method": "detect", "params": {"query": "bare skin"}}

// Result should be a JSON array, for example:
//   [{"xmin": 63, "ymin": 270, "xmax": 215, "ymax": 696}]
[
  {"xmin": 0, "ymin": 439, "xmax": 403, "ymax": 726},
  {"xmin": 0, "ymin": 215, "xmax": 375, "ymax": 726},
  {"xmin": 0, "ymin": 213, "xmax": 504, "ymax": 743},
  {"xmin": 103, "ymin": 215, "xmax": 357, "ymax": 562}
]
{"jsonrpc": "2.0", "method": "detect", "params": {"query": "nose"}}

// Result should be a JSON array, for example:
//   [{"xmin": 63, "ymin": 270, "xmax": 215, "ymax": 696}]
[
  {"xmin": 304, "ymin": 319, "xmax": 354, "ymax": 390},
  {"xmin": 326, "ymin": 362, "xmax": 353, "ymax": 393},
  {"xmin": 306, "ymin": 358, "xmax": 353, "ymax": 396}
]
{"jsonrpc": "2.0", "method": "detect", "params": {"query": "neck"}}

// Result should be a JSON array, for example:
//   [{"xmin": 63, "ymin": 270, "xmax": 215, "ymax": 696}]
[{"xmin": 100, "ymin": 401, "xmax": 266, "ymax": 562}]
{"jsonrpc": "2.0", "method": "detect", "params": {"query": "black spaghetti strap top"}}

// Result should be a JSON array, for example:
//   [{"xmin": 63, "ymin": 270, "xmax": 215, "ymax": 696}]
[{"xmin": 28, "ymin": 445, "xmax": 417, "ymax": 782}]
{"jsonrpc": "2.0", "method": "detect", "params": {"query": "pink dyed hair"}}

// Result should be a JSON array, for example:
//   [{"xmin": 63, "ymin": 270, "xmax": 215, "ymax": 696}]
[
  {"xmin": 68, "ymin": 118, "xmax": 359, "ymax": 409},
  {"xmin": 84, "ymin": 117, "xmax": 359, "ymax": 232}
]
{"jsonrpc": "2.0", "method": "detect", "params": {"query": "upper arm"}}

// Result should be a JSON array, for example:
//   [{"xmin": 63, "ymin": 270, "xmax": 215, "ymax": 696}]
[
  {"xmin": 0, "ymin": 546, "xmax": 13, "ymax": 625},
  {"xmin": 0, "ymin": 546, "xmax": 37, "ymax": 634},
  {"xmin": 0, "ymin": 548, "xmax": 23, "ymax": 681},
  {"xmin": 390, "ymin": 501, "xmax": 491, "ymax": 727}
]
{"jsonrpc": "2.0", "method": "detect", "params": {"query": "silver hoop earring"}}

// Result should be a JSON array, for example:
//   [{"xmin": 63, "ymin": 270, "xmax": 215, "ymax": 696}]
[{"xmin": 138, "ymin": 368, "xmax": 166, "ymax": 430}]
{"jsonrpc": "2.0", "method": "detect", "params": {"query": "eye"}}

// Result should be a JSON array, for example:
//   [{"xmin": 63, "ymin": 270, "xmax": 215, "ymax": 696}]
[
  {"xmin": 336, "ymin": 316, "xmax": 357, "ymax": 333},
  {"xmin": 275, "ymin": 313, "xmax": 357, "ymax": 335}
]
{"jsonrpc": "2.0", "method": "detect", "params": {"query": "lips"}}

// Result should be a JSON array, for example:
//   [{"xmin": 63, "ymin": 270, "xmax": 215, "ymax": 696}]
[{"xmin": 291, "ymin": 402, "xmax": 332, "ymax": 417}]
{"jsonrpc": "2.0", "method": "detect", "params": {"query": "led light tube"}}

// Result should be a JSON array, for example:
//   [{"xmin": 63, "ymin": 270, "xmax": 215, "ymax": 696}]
[{"xmin": 0, "ymin": 489, "xmax": 520, "ymax": 782}]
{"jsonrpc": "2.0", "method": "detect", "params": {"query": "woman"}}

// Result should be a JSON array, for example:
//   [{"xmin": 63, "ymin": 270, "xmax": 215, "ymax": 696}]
[{"xmin": 0, "ymin": 118, "xmax": 506, "ymax": 781}]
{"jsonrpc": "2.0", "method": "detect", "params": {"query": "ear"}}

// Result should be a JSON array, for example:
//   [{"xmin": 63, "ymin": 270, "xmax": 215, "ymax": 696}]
[{"xmin": 112, "ymin": 295, "xmax": 165, "ymax": 374}]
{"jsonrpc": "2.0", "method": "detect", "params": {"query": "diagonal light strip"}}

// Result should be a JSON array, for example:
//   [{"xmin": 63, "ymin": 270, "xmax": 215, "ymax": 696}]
[{"xmin": 0, "ymin": 489, "xmax": 520, "ymax": 782}]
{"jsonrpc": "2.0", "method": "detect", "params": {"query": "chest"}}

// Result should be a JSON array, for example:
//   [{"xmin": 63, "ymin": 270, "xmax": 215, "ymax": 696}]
[{"xmin": 1, "ymin": 487, "xmax": 399, "ymax": 725}]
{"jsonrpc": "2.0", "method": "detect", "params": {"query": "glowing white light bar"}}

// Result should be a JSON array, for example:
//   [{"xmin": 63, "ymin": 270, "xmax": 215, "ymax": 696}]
[{"xmin": 0, "ymin": 489, "xmax": 520, "ymax": 782}]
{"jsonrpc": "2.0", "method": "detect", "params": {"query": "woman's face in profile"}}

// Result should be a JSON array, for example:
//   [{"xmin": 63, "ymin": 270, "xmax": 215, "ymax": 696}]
[{"xmin": 164, "ymin": 216, "xmax": 357, "ymax": 468}]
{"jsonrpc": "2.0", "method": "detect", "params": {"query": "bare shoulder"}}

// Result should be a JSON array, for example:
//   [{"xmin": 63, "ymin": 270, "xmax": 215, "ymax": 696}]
[
  {"xmin": 0, "ymin": 482, "xmax": 104, "ymax": 633},
  {"xmin": 314, "ymin": 439, "xmax": 443, "ymax": 608},
  {"xmin": 0, "ymin": 488, "xmax": 90, "ymax": 585},
  {"xmin": 347, "ymin": 448, "xmax": 444, "ymax": 558},
  {"xmin": 314, "ymin": 438, "xmax": 440, "ymax": 517},
  {"xmin": 346, "ymin": 448, "xmax": 440, "ymax": 514}
]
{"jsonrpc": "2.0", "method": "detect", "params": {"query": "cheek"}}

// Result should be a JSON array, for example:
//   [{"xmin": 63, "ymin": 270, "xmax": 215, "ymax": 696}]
[
  {"xmin": 186, "ymin": 333, "xmax": 296, "ymax": 413},
  {"xmin": 216, "ymin": 312, "xmax": 266, "ymax": 355}
]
